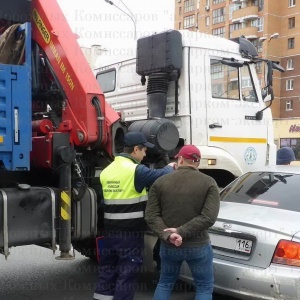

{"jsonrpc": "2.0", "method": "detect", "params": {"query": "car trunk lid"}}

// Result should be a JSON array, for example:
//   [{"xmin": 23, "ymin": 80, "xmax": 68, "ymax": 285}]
[{"xmin": 210, "ymin": 202, "xmax": 300, "ymax": 269}]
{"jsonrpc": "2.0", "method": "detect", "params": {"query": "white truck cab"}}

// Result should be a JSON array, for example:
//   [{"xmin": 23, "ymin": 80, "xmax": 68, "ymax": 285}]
[{"xmin": 95, "ymin": 30, "xmax": 283, "ymax": 187}]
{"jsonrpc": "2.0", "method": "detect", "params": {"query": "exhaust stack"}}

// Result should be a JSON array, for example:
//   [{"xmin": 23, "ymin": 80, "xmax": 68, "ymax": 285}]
[{"xmin": 136, "ymin": 30, "xmax": 183, "ymax": 119}]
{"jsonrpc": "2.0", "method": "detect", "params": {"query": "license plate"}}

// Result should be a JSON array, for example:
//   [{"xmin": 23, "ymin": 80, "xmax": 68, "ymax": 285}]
[
  {"xmin": 210, "ymin": 233, "xmax": 253, "ymax": 254},
  {"xmin": 235, "ymin": 238, "xmax": 252, "ymax": 253}
]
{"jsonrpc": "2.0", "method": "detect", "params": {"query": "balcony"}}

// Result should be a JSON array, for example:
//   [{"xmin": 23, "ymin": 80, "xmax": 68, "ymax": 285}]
[
  {"xmin": 231, "ymin": 26, "xmax": 258, "ymax": 39},
  {"xmin": 232, "ymin": 0, "xmax": 249, "ymax": 3},
  {"xmin": 232, "ymin": 6, "xmax": 258, "ymax": 22}
]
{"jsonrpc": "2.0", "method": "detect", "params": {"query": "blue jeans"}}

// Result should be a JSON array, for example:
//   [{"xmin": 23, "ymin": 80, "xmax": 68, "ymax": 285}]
[{"xmin": 153, "ymin": 243, "xmax": 214, "ymax": 300}]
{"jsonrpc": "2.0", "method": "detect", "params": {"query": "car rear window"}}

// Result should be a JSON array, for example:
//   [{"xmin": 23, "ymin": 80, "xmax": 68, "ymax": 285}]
[{"xmin": 220, "ymin": 172, "xmax": 300, "ymax": 212}]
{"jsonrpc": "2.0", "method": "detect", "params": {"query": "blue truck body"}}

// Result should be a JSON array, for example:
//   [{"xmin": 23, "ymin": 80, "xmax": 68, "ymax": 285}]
[{"xmin": 0, "ymin": 23, "xmax": 31, "ymax": 170}]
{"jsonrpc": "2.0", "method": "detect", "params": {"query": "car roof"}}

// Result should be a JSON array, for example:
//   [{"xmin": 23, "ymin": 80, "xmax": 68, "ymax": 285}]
[{"xmin": 249, "ymin": 165, "xmax": 300, "ymax": 174}]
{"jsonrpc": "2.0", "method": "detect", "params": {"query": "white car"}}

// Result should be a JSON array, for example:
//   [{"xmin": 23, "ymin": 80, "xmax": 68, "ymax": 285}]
[
  {"xmin": 209, "ymin": 165, "xmax": 300, "ymax": 300},
  {"xmin": 145, "ymin": 165, "xmax": 300, "ymax": 299}
]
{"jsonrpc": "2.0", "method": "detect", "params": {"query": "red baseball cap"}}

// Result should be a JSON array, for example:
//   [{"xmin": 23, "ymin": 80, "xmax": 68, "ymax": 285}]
[{"xmin": 175, "ymin": 145, "xmax": 201, "ymax": 162}]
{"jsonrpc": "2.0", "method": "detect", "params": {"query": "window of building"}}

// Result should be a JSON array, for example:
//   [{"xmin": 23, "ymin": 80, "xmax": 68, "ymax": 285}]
[
  {"xmin": 179, "ymin": 7, "xmax": 182, "ymax": 15},
  {"xmin": 213, "ymin": 0, "xmax": 225, "ymax": 4},
  {"xmin": 286, "ymin": 100, "xmax": 293, "ymax": 110},
  {"xmin": 257, "ymin": 39, "xmax": 263, "ymax": 52},
  {"xmin": 229, "ymin": 23, "xmax": 242, "ymax": 38},
  {"xmin": 289, "ymin": 0, "xmax": 296, "ymax": 7},
  {"xmin": 229, "ymin": 4, "xmax": 241, "ymax": 20},
  {"xmin": 287, "ymin": 59, "xmax": 294, "ymax": 70},
  {"xmin": 281, "ymin": 139, "xmax": 290, "ymax": 147},
  {"xmin": 251, "ymin": 38, "xmax": 263, "ymax": 52},
  {"xmin": 252, "ymin": 17, "xmax": 263, "ymax": 31},
  {"xmin": 288, "ymin": 17, "xmax": 295, "ymax": 28},
  {"xmin": 179, "ymin": 22, "xmax": 182, "ymax": 29},
  {"xmin": 206, "ymin": 16, "xmax": 210, "ymax": 26},
  {"xmin": 212, "ymin": 7, "xmax": 225, "ymax": 24},
  {"xmin": 212, "ymin": 27, "xmax": 225, "ymax": 37},
  {"xmin": 230, "ymin": 23, "xmax": 242, "ymax": 32},
  {"xmin": 184, "ymin": 0, "xmax": 195, "ymax": 13},
  {"xmin": 257, "ymin": 17, "xmax": 264, "ymax": 31},
  {"xmin": 251, "ymin": 38, "xmax": 258, "ymax": 49},
  {"xmin": 183, "ymin": 15, "xmax": 195, "ymax": 28},
  {"xmin": 286, "ymin": 79, "xmax": 294, "ymax": 90},
  {"xmin": 258, "ymin": 0, "xmax": 264, "ymax": 11},
  {"xmin": 256, "ymin": 61, "xmax": 262, "ymax": 73},
  {"xmin": 288, "ymin": 37, "xmax": 295, "ymax": 49},
  {"xmin": 206, "ymin": 0, "xmax": 210, "ymax": 6}
]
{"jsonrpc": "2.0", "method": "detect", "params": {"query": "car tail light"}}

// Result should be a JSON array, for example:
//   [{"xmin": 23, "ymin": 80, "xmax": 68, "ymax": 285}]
[{"xmin": 272, "ymin": 240, "xmax": 300, "ymax": 267}]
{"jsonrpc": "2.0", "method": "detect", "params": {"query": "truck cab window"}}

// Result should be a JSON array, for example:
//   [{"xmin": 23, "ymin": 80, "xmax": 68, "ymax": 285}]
[
  {"xmin": 210, "ymin": 59, "xmax": 239, "ymax": 100},
  {"xmin": 96, "ymin": 69, "xmax": 116, "ymax": 93},
  {"xmin": 241, "ymin": 65, "xmax": 258, "ymax": 102}
]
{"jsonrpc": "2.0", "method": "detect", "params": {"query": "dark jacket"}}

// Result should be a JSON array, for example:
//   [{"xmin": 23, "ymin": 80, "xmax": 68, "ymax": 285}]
[
  {"xmin": 145, "ymin": 166, "xmax": 220, "ymax": 247},
  {"xmin": 102, "ymin": 153, "xmax": 173, "ymax": 232}
]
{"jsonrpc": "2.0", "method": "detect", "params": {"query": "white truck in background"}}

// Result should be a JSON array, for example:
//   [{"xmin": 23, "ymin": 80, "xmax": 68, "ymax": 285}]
[{"xmin": 95, "ymin": 29, "xmax": 284, "ymax": 188}]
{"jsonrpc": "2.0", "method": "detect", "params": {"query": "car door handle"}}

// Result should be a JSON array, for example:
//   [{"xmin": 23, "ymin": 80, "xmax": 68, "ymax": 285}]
[{"xmin": 209, "ymin": 123, "xmax": 222, "ymax": 129}]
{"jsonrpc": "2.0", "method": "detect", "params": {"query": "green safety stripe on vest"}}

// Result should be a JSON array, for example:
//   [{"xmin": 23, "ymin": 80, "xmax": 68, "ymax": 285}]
[
  {"xmin": 103, "ymin": 195, "xmax": 148, "ymax": 205},
  {"xmin": 104, "ymin": 211, "xmax": 144, "ymax": 220}
]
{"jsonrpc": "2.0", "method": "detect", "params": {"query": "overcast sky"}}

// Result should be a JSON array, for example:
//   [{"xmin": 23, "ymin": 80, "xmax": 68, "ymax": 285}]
[{"xmin": 57, "ymin": 0, "xmax": 175, "ymax": 48}]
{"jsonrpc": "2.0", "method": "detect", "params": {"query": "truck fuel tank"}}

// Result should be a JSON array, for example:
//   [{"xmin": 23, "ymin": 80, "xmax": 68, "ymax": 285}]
[
  {"xmin": 129, "ymin": 118, "xmax": 179, "ymax": 154},
  {"xmin": 0, "ymin": 185, "xmax": 57, "ymax": 256}
]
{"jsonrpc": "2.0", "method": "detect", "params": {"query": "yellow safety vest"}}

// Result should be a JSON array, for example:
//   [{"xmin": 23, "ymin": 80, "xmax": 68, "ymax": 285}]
[{"xmin": 100, "ymin": 156, "xmax": 148, "ymax": 221}]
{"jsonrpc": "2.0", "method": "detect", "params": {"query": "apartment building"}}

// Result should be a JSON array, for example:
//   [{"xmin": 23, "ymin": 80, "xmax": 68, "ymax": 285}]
[{"xmin": 175, "ymin": 0, "xmax": 300, "ymax": 159}]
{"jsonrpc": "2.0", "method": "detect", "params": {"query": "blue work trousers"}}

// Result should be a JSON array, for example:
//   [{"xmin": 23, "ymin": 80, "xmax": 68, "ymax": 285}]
[
  {"xmin": 154, "ymin": 243, "xmax": 214, "ymax": 300},
  {"xmin": 94, "ymin": 232, "xmax": 143, "ymax": 300}
]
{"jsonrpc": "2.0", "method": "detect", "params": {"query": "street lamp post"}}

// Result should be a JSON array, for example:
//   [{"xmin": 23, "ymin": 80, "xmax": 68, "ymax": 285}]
[
  {"xmin": 104, "ymin": 0, "xmax": 137, "ymax": 40},
  {"xmin": 259, "ymin": 32, "xmax": 279, "ymax": 44}
]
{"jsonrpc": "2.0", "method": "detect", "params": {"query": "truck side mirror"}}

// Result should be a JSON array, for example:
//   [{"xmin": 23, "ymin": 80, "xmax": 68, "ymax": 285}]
[
  {"xmin": 221, "ymin": 58, "xmax": 244, "ymax": 68},
  {"xmin": 262, "ymin": 61, "xmax": 274, "ymax": 102},
  {"xmin": 262, "ymin": 60, "xmax": 284, "ymax": 102}
]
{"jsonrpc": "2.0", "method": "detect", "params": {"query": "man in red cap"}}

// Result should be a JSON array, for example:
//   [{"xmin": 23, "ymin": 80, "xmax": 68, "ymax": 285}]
[{"xmin": 145, "ymin": 145, "xmax": 220, "ymax": 300}]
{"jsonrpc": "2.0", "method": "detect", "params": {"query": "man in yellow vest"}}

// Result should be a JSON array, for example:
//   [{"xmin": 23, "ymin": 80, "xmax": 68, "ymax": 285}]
[{"xmin": 94, "ymin": 131, "xmax": 175, "ymax": 300}]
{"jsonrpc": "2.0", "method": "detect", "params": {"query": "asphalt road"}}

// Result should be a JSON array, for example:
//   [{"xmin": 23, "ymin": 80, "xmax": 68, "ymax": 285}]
[
  {"xmin": 0, "ymin": 245, "xmax": 237, "ymax": 300},
  {"xmin": 135, "ymin": 271, "xmax": 236, "ymax": 300}
]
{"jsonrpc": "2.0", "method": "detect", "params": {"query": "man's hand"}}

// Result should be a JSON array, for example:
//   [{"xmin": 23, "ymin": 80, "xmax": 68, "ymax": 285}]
[
  {"xmin": 164, "ymin": 228, "xmax": 182, "ymax": 246},
  {"xmin": 168, "ymin": 162, "xmax": 178, "ymax": 170},
  {"xmin": 164, "ymin": 228, "xmax": 178, "ymax": 233},
  {"xmin": 168, "ymin": 233, "xmax": 182, "ymax": 247}
]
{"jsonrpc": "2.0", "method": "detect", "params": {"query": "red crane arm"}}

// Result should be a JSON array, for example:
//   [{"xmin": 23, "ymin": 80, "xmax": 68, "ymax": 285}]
[{"xmin": 31, "ymin": 0, "xmax": 120, "ymax": 150}]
